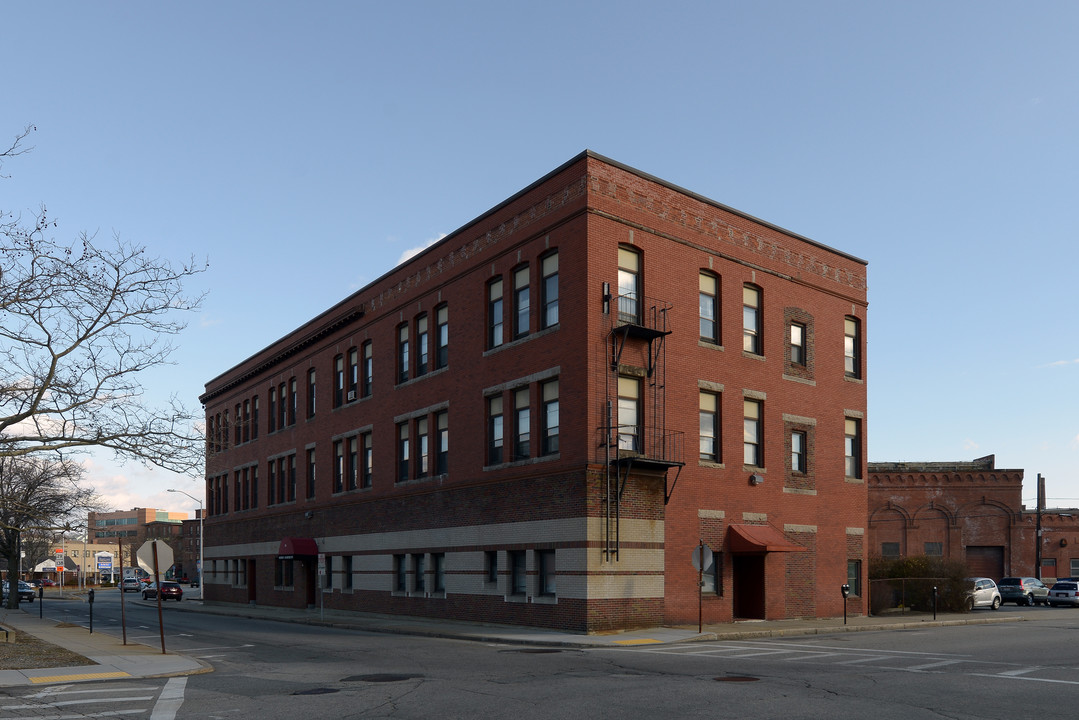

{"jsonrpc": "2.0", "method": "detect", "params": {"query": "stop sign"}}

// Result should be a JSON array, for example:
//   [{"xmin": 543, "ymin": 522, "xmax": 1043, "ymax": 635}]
[{"xmin": 136, "ymin": 540, "xmax": 175, "ymax": 577}]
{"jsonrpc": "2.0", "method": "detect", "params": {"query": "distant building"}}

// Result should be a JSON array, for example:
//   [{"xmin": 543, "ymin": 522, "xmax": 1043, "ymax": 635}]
[
  {"xmin": 201, "ymin": 151, "xmax": 869, "ymax": 632},
  {"xmin": 88, "ymin": 508, "xmax": 188, "ymax": 576}
]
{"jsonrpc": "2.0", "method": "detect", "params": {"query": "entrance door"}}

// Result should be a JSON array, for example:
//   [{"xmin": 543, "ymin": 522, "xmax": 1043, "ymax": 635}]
[
  {"xmin": 966, "ymin": 546, "xmax": 1004, "ymax": 579},
  {"xmin": 733, "ymin": 554, "xmax": 766, "ymax": 619}
]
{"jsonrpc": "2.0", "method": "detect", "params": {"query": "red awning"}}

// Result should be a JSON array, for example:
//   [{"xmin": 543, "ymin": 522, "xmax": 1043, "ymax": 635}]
[
  {"xmin": 278, "ymin": 537, "xmax": 319, "ymax": 558},
  {"xmin": 727, "ymin": 525, "xmax": 807, "ymax": 554}
]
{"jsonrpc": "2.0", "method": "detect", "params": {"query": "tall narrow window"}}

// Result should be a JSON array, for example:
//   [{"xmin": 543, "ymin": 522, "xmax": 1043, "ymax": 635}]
[
  {"xmin": 845, "ymin": 417, "xmax": 862, "ymax": 479},
  {"xmin": 790, "ymin": 322, "xmax": 806, "ymax": 366},
  {"xmin": 744, "ymin": 398, "xmax": 762, "ymax": 467},
  {"xmin": 416, "ymin": 314, "xmax": 429, "ymax": 377},
  {"xmin": 307, "ymin": 369, "xmax": 316, "ymax": 418},
  {"xmin": 347, "ymin": 436, "xmax": 358, "ymax": 491},
  {"xmin": 435, "ymin": 305, "xmax": 449, "ymax": 369},
  {"xmin": 847, "ymin": 560, "xmax": 862, "ymax": 596},
  {"xmin": 513, "ymin": 265, "xmax": 530, "ymax": 339},
  {"xmin": 277, "ymin": 457, "xmax": 287, "ymax": 504},
  {"xmin": 541, "ymin": 251, "xmax": 559, "ymax": 328},
  {"xmin": 416, "ymin": 417, "xmax": 429, "ymax": 478},
  {"xmin": 250, "ymin": 465, "xmax": 258, "ymax": 508},
  {"xmin": 538, "ymin": 550, "xmax": 555, "ymax": 596},
  {"xmin": 334, "ymin": 354, "xmax": 345, "ymax": 407},
  {"xmin": 397, "ymin": 422, "xmax": 410, "ymax": 482},
  {"xmin": 278, "ymin": 382, "xmax": 288, "ymax": 429},
  {"xmin": 267, "ymin": 460, "xmax": 277, "ymax": 505},
  {"xmin": 251, "ymin": 396, "xmax": 259, "ymax": 440},
  {"xmin": 361, "ymin": 431, "xmax": 373, "ymax": 488},
  {"xmin": 617, "ymin": 247, "xmax": 641, "ymax": 324},
  {"xmin": 743, "ymin": 284, "xmax": 762, "ymax": 354},
  {"xmin": 361, "ymin": 341, "xmax": 373, "ymax": 397},
  {"xmin": 488, "ymin": 278, "xmax": 504, "ymax": 348},
  {"xmin": 700, "ymin": 391, "xmax": 719, "ymax": 462},
  {"xmin": 243, "ymin": 399, "xmax": 251, "ymax": 442},
  {"xmin": 436, "ymin": 411, "xmax": 449, "ymax": 474},
  {"xmin": 700, "ymin": 272, "xmax": 718, "ymax": 343},
  {"xmin": 844, "ymin": 317, "xmax": 861, "ymax": 378},
  {"xmin": 306, "ymin": 448, "xmax": 316, "ymax": 499},
  {"xmin": 333, "ymin": 439, "xmax": 344, "ymax": 493},
  {"xmin": 514, "ymin": 387, "xmax": 530, "ymax": 460},
  {"xmin": 394, "ymin": 554, "xmax": 406, "ymax": 592},
  {"xmin": 234, "ymin": 404, "xmax": 242, "ymax": 446},
  {"xmin": 791, "ymin": 430, "xmax": 807, "ymax": 473},
  {"xmin": 413, "ymin": 553, "xmax": 425, "ymax": 592},
  {"xmin": 347, "ymin": 347, "xmax": 358, "ymax": 401},
  {"xmin": 488, "ymin": 395, "xmax": 504, "ymax": 465},
  {"xmin": 397, "ymin": 324, "xmax": 410, "ymax": 384},
  {"xmin": 433, "ymin": 553, "xmax": 446, "ymax": 593},
  {"xmin": 288, "ymin": 378, "xmax": 297, "ymax": 426},
  {"xmin": 541, "ymin": 379, "xmax": 559, "ymax": 455},
  {"xmin": 287, "ymin": 454, "xmax": 296, "ymax": 501},
  {"xmin": 268, "ymin": 387, "xmax": 277, "ymax": 433},
  {"xmin": 617, "ymin": 376, "xmax": 641, "ymax": 452},
  {"xmin": 510, "ymin": 550, "xmax": 527, "ymax": 595}
]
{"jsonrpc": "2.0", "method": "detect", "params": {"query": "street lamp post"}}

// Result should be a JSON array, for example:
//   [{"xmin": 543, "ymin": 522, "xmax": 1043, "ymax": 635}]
[{"xmin": 168, "ymin": 488, "xmax": 204, "ymax": 600}]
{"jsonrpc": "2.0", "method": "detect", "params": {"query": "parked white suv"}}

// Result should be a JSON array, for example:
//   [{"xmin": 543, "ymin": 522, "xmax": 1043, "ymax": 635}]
[
  {"xmin": 121, "ymin": 578, "xmax": 142, "ymax": 593},
  {"xmin": 966, "ymin": 577, "xmax": 1001, "ymax": 610}
]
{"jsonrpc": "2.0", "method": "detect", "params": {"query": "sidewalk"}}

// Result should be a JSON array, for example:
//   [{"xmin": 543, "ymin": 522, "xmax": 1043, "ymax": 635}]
[{"xmin": 0, "ymin": 594, "xmax": 1023, "ymax": 687}]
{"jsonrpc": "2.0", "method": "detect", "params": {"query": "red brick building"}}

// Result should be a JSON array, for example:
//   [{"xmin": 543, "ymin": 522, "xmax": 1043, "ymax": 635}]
[{"xmin": 200, "ymin": 151, "xmax": 869, "ymax": 632}]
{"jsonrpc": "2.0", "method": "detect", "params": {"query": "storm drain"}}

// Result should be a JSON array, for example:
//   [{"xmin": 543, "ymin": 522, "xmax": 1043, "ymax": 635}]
[
  {"xmin": 715, "ymin": 676, "xmax": 759, "ymax": 683},
  {"xmin": 343, "ymin": 674, "xmax": 424, "ymax": 683}
]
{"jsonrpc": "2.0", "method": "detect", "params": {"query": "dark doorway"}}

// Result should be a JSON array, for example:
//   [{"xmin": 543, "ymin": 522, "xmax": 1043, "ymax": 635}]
[
  {"xmin": 733, "ymin": 554, "xmax": 766, "ymax": 619},
  {"xmin": 304, "ymin": 559, "xmax": 317, "ymax": 608},
  {"xmin": 966, "ymin": 546, "xmax": 1004, "ymax": 579},
  {"xmin": 247, "ymin": 558, "xmax": 257, "ymax": 604}
]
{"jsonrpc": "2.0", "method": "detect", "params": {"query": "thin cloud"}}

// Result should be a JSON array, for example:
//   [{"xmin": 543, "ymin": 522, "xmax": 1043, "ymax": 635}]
[
  {"xmin": 1043, "ymin": 359, "xmax": 1079, "ymax": 368},
  {"xmin": 395, "ymin": 233, "xmax": 446, "ymax": 267}
]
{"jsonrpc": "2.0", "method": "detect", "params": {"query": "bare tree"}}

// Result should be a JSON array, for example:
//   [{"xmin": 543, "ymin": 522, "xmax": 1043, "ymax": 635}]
[
  {"xmin": 0, "ymin": 124, "xmax": 207, "ymax": 475},
  {"xmin": 0, "ymin": 455, "xmax": 99, "ymax": 607}
]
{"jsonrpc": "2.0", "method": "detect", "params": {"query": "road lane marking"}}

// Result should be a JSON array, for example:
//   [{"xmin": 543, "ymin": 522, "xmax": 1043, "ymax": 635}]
[{"xmin": 150, "ymin": 677, "xmax": 187, "ymax": 720}]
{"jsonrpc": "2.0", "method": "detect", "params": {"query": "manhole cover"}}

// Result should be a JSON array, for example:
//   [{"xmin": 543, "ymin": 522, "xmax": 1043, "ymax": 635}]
[
  {"xmin": 292, "ymin": 688, "xmax": 339, "ymax": 695},
  {"xmin": 716, "ymin": 676, "xmax": 759, "ymax": 682},
  {"xmin": 343, "ymin": 674, "xmax": 423, "ymax": 683}
]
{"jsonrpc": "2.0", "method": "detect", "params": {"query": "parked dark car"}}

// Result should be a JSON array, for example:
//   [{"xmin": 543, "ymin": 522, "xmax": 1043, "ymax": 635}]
[
  {"xmin": 2, "ymin": 581, "xmax": 37, "ymax": 603},
  {"xmin": 142, "ymin": 581, "xmax": 183, "ymax": 601},
  {"xmin": 1047, "ymin": 580, "xmax": 1079, "ymax": 607},
  {"xmin": 997, "ymin": 576, "xmax": 1049, "ymax": 606}
]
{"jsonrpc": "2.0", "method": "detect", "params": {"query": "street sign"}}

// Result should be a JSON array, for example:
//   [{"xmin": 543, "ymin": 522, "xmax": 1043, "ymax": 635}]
[
  {"xmin": 691, "ymin": 544, "xmax": 713, "ymax": 572},
  {"xmin": 318, "ymin": 553, "xmax": 326, "ymax": 576},
  {"xmin": 136, "ymin": 540, "xmax": 175, "ymax": 577}
]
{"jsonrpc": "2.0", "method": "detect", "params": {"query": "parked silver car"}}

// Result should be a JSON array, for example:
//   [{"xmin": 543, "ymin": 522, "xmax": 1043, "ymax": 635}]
[
  {"xmin": 997, "ymin": 576, "xmax": 1049, "ymax": 606},
  {"xmin": 1047, "ymin": 580, "xmax": 1079, "ymax": 607},
  {"xmin": 966, "ymin": 577, "xmax": 1001, "ymax": 610}
]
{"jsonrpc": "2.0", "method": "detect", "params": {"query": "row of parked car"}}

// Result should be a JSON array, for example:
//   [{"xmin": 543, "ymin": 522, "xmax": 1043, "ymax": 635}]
[
  {"xmin": 120, "ymin": 577, "xmax": 184, "ymax": 601},
  {"xmin": 968, "ymin": 576, "xmax": 1079, "ymax": 609}
]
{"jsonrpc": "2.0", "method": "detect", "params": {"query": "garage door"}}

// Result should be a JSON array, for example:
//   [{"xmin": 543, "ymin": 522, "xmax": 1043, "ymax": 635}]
[{"xmin": 966, "ymin": 546, "xmax": 1004, "ymax": 579}]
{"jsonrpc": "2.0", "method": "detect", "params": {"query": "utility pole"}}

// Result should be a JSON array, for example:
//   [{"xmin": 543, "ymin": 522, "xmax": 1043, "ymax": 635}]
[{"xmin": 1036, "ymin": 473, "xmax": 1045, "ymax": 579}]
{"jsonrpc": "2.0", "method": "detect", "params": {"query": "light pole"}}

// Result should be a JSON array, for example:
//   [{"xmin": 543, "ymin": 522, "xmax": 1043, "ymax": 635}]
[{"xmin": 168, "ymin": 488, "xmax": 204, "ymax": 600}]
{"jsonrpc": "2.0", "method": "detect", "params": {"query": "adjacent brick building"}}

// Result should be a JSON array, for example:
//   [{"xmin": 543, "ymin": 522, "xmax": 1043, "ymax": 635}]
[{"xmin": 200, "ymin": 151, "xmax": 869, "ymax": 632}]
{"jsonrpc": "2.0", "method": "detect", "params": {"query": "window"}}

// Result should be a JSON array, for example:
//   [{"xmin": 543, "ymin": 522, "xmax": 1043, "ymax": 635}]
[
  {"xmin": 288, "ymin": 378, "xmax": 297, "ymax": 426},
  {"xmin": 334, "ymin": 354, "xmax": 345, "ymax": 407},
  {"xmin": 844, "ymin": 317, "xmax": 861, "ymax": 378},
  {"xmin": 881, "ymin": 542, "xmax": 900, "ymax": 557},
  {"xmin": 617, "ymin": 376, "xmax": 641, "ymax": 452},
  {"xmin": 361, "ymin": 341, "xmax": 373, "ymax": 397},
  {"xmin": 287, "ymin": 453, "xmax": 296, "ymax": 501},
  {"xmin": 791, "ymin": 430, "xmax": 807, "ymax": 473},
  {"xmin": 306, "ymin": 448, "xmax": 316, "ymax": 499},
  {"xmin": 277, "ymin": 457, "xmax": 287, "ymax": 504},
  {"xmin": 416, "ymin": 314, "xmax": 429, "ymax": 377},
  {"xmin": 541, "ymin": 380, "xmax": 559, "ymax": 455},
  {"xmin": 394, "ymin": 554, "xmax": 406, "ymax": 592},
  {"xmin": 436, "ymin": 411, "xmax": 448, "ymax": 474},
  {"xmin": 250, "ymin": 465, "xmax": 258, "ymax": 508},
  {"xmin": 435, "ymin": 305, "xmax": 449, "ymax": 369},
  {"xmin": 243, "ymin": 399, "xmax": 251, "ymax": 442},
  {"xmin": 347, "ymin": 436, "xmax": 358, "ymax": 491},
  {"xmin": 397, "ymin": 324, "xmax": 409, "ymax": 384},
  {"xmin": 268, "ymin": 387, "xmax": 276, "ymax": 433},
  {"xmin": 275, "ymin": 558, "xmax": 294, "ymax": 588},
  {"xmin": 347, "ymin": 348, "xmax": 358, "ymax": 401},
  {"xmin": 743, "ymin": 398, "xmax": 762, "ymax": 467},
  {"xmin": 513, "ymin": 264, "xmax": 530, "ymax": 339},
  {"xmin": 234, "ymin": 404, "xmax": 241, "ymax": 446},
  {"xmin": 343, "ymin": 555, "xmax": 353, "ymax": 590},
  {"xmin": 847, "ymin": 560, "xmax": 862, "ymax": 596},
  {"xmin": 323, "ymin": 556, "xmax": 333, "ymax": 589},
  {"xmin": 743, "ymin": 284, "xmax": 762, "ymax": 354},
  {"xmin": 433, "ymin": 553, "xmax": 445, "ymax": 593},
  {"xmin": 307, "ymin": 369, "xmax": 316, "ymax": 418},
  {"xmin": 333, "ymin": 440, "xmax": 344, "ymax": 493},
  {"xmin": 278, "ymin": 382, "xmax": 287, "ymax": 429},
  {"xmin": 845, "ymin": 417, "xmax": 862, "ymax": 479},
  {"xmin": 485, "ymin": 551, "xmax": 498, "ymax": 584},
  {"xmin": 538, "ymin": 550, "xmax": 555, "ymax": 596},
  {"xmin": 541, "ymin": 251, "xmax": 558, "ymax": 328},
  {"xmin": 488, "ymin": 395, "xmax": 504, "ymax": 465},
  {"xmin": 251, "ymin": 396, "xmax": 259, "ymax": 439},
  {"xmin": 488, "ymin": 278, "xmax": 504, "ymax": 348},
  {"xmin": 267, "ymin": 460, "xmax": 277, "ymax": 506},
  {"xmin": 510, "ymin": 550, "xmax": 527, "ymax": 595},
  {"xmin": 924, "ymin": 542, "xmax": 943, "ymax": 556},
  {"xmin": 397, "ymin": 423, "xmax": 410, "ymax": 482},
  {"xmin": 413, "ymin": 553, "xmax": 425, "ymax": 592},
  {"xmin": 617, "ymin": 246, "xmax": 641, "ymax": 324},
  {"xmin": 700, "ymin": 272, "xmax": 718, "ymax": 343},
  {"xmin": 514, "ymin": 387, "xmax": 530, "ymax": 460},
  {"xmin": 416, "ymin": 417, "xmax": 429, "ymax": 478},
  {"xmin": 790, "ymin": 322, "xmax": 806, "ymax": 366},
  {"xmin": 361, "ymin": 431, "xmax": 373, "ymax": 488},
  {"xmin": 700, "ymin": 391, "xmax": 719, "ymax": 462}
]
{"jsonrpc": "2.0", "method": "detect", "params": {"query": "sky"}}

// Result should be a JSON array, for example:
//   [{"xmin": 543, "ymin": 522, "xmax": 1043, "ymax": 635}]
[{"xmin": 2, "ymin": 1, "xmax": 1077, "ymax": 518}]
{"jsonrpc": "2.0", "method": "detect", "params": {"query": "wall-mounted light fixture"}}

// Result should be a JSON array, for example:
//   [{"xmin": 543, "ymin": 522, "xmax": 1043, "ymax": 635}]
[{"xmin": 749, "ymin": 473, "xmax": 764, "ymax": 486}]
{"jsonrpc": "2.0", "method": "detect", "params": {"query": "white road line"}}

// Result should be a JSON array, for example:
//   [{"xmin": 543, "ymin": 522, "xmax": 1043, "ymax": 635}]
[
  {"xmin": 150, "ymin": 677, "xmax": 187, "ymax": 720},
  {"xmin": 997, "ymin": 667, "xmax": 1042, "ymax": 676},
  {"xmin": 969, "ymin": 673, "xmax": 1079, "ymax": 685},
  {"xmin": 906, "ymin": 660, "xmax": 964, "ymax": 671}
]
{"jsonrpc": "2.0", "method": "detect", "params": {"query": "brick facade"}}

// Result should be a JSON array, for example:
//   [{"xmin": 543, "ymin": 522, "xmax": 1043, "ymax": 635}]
[{"xmin": 201, "ymin": 151, "xmax": 869, "ymax": 632}]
